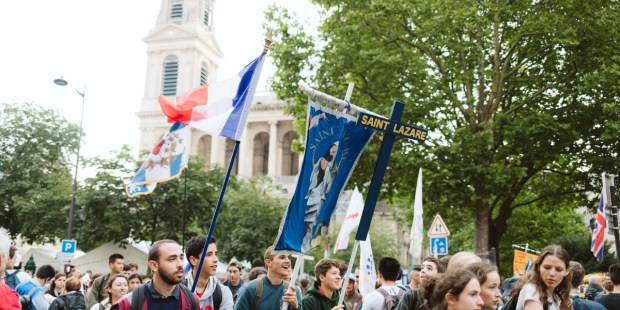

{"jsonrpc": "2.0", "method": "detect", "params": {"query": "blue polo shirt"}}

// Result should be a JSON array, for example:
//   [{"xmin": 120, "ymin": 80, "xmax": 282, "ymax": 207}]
[{"xmin": 145, "ymin": 281, "xmax": 181, "ymax": 310}]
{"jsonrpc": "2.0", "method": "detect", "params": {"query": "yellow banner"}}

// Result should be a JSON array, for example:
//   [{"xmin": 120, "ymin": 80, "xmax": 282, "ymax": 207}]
[{"xmin": 513, "ymin": 249, "xmax": 538, "ymax": 276}]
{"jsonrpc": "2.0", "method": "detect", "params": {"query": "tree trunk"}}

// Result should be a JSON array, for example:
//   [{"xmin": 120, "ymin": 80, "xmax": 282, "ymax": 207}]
[{"xmin": 474, "ymin": 204, "xmax": 491, "ymax": 253}]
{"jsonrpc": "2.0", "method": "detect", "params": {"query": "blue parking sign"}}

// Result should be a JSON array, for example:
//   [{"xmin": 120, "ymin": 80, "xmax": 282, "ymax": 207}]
[
  {"xmin": 61, "ymin": 240, "xmax": 76, "ymax": 254},
  {"xmin": 430, "ymin": 236, "xmax": 448, "ymax": 256}
]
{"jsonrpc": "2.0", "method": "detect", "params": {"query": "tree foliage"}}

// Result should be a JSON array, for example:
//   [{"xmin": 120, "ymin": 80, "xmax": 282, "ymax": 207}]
[
  {"xmin": 0, "ymin": 102, "xmax": 78, "ymax": 241},
  {"xmin": 265, "ymin": 0, "xmax": 620, "ymax": 260}
]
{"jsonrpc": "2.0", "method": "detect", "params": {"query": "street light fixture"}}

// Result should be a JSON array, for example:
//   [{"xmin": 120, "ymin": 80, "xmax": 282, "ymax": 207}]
[{"xmin": 54, "ymin": 76, "xmax": 86, "ymax": 240}]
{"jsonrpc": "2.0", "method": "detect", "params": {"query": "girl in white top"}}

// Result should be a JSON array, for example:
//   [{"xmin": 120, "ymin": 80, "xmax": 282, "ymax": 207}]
[
  {"xmin": 511, "ymin": 245, "xmax": 571, "ymax": 310},
  {"xmin": 90, "ymin": 274, "xmax": 129, "ymax": 310}
]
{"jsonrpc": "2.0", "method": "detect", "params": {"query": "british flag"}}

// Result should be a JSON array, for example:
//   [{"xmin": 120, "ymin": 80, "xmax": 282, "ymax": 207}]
[{"xmin": 591, "ymin": 192, "xmax": 606, "ymax": 261}]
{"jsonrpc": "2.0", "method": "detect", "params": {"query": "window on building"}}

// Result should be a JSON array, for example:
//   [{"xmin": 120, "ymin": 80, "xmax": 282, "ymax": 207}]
[
  {"xmin": 162, "ymin": 56, "xmax": 178, "ymax": 96},
  {"xmin": 197, "ymin": 135, "xmax": 211, "ymax": 167},
  {"xmin": 200, "ymin": 63, "xmax": 208, "ymax": 85},
  {"xmin": 281, "ymin": 131, "xmax": 300, "ymax": 176},
  {"xmin": 225, "ymin": 139, "xmax": 239, "ymax": 174},
  {"xmin": 171, "ymin": 0, "xmax": 183, "ymax": 19},
  {"xmin": 253, "ymin": 132, "xmax": 269, "ymax": 176},
  {"xmin": 203, "ymin": 0, "xmax": 210, "ymax": 26}
]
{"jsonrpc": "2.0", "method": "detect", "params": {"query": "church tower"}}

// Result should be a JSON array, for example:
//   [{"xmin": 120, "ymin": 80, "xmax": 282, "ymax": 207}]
[
  {"xmin": 137, "ymin": 0, "xmax": 222, "ymax": 154},
  {"xmin": 137, "ymin": 0, "xmax": 299, "ymax": 194}
]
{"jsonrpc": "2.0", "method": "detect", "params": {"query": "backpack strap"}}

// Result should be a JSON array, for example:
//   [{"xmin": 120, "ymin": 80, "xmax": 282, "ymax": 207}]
[
  {"xmin": 178, "ymin": 283, "xmax": 198, "ymax": 310},
  {"xmin": 212, "ymin": 283, "xmax": 222, "ymax": 310},
  {"xmin": 252, "ymin": 278, "xmax": 263, "ymax": 310},
  {"xmin": 131, "ymin": 284, "xmax": 146, "ymax": 310}
]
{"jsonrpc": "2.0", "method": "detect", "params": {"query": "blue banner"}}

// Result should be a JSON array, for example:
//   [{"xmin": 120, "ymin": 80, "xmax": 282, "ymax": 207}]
[{"xmin": 273, "ymin": 98, "xmax": 375, "ymax": 253}]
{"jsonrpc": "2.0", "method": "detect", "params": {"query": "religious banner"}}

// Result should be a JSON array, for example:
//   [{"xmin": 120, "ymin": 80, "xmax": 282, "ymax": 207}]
[{"xmin": 273, "ymin": 97, "xmax": 375, "ymax": 253}]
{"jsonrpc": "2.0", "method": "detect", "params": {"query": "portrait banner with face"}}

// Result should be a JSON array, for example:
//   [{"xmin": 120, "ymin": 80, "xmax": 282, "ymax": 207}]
[{"xmin": 273, "ymin": 97, "xmax": 375, "ymax": 253}]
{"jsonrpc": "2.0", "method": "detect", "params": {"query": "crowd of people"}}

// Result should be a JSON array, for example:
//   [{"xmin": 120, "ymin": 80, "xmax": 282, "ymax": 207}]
[{"xmin": 2, "ymin": 227, "xmax": 620, "ymax": 310}]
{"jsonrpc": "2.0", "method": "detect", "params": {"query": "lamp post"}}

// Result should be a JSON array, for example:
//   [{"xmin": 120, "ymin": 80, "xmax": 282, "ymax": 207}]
[{"xmin": 54, "ymin": 77, "xmax": 85, "ymax": 240}]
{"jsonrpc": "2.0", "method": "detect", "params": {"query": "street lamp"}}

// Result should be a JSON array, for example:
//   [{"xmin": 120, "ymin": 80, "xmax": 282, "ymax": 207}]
[{"xmin": 54, "ymin": 77, "xmax": 86, "ymax": 240}]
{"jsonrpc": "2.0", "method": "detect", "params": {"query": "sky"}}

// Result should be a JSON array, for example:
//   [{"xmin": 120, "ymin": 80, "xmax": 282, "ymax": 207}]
[{"xmin": 0, "ymin": 0, "xmax": 317, "ymax": 177}]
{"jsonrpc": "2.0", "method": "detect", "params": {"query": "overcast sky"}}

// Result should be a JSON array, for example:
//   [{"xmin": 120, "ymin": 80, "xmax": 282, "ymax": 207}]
[{"xmin": 0, "ymin": 0, "xmax": 317, "ymax": 176}]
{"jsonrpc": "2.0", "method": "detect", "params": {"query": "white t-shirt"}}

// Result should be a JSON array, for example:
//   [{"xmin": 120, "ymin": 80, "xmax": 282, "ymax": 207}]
[
  {"xmin": 361, "ymin": 285, "xmax": 404, "ymax": 310},
  {"xmin": 516, "ymin": 283, "xmax": 560, "ymax": 310}
]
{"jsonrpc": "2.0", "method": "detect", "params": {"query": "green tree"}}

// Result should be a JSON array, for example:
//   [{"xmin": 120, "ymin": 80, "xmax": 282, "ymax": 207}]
[
  {"xmin": 216, "ymin": 175, "xmax": 288, "ymax": 263},
  {"xmin": 0, "ymin": 102, "xmax": 78, "ymax": 241},
  {"xmin": 76, "ymin": 151, "xmax": 228, "ymax": 250},
  {"xmin": 265, "ymin": 0, "xmax": 620, "ymax": 261}
]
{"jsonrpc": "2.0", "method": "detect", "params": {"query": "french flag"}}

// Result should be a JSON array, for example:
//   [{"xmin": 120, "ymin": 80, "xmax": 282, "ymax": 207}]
[
  {"xmin": 158, "ymin": 52, "xmax": 266, "ymax": 141},
  {"xmin": 591, "ymin": 192, "xmax": 606, "ymax": 261}
]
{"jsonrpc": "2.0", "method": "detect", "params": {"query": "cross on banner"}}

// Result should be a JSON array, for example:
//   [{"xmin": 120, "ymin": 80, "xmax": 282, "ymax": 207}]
[{"xmin": 355, "ymin": 101, "xmax": 428, "ymax": 240}]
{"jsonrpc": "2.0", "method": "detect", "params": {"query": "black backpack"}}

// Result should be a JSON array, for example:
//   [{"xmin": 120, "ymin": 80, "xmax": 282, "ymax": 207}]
[
  {"xmin": 130, "ymin": 283, "xmax": 206, "ymax": 310},
  {"xmin": 377, "ymin": 287, "xmax": 406, "ymax": 310}
]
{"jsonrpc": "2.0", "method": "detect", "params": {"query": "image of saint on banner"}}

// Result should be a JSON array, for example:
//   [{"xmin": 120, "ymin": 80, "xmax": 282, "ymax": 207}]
[{"xmin": 427, "ymin": 214, "xmax": 450, "ymax": 236}]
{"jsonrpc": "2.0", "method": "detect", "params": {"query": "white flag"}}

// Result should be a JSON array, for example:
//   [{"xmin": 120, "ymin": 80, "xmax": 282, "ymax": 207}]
[
  {"xmin": 409, "ymin": 168, "xmax": 423, "ymax": 264},
  {"xmin": 334, "ymin": 187, "xmax": 364, "ymax": 253},
  {"xmin": 359, "ymin": 234, "xmax": 377, "ymax": 296}
]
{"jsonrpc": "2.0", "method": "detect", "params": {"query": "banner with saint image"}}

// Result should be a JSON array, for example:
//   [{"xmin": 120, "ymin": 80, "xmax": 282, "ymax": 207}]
[{"xmin": 273, "ymin": 96, "xmax": 375, "ymax": 253}]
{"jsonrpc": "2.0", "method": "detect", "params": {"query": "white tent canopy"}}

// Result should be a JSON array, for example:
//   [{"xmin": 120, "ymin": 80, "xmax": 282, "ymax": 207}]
[{"xmin": 71, "ymin": 242, "xmax": 148, "ymax": 275}]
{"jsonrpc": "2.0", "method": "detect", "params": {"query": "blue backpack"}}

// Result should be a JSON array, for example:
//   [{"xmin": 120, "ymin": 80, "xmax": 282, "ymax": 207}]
[{"xmin": 15, "ymin": 281, "xmax": 43, "ymax": 310}]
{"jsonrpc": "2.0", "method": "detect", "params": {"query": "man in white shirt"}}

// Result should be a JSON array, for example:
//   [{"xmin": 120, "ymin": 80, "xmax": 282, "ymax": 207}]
[{"xmin": 362, "ymin": 257, "xmax": 406, "ymax": 310}]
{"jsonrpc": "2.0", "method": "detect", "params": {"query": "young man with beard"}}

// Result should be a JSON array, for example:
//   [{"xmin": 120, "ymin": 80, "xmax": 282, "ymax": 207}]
[
  {"xmin": 86, "ymin": 253, "xmax": 124, "ymax": 309},
  {"xmin": 302, "ymin": 258, "xmax": 345, "ymax": 310},
  {"xmin": 234, "ymin": 246, "xmax": 302, "ymax": 310},
  {"xmin": 116, "ymin": 240, "xmax": 200, "ymax": 310},
  {"xmin": 184, "ymin": 236, "xmax": 233, "ymax": 310}
]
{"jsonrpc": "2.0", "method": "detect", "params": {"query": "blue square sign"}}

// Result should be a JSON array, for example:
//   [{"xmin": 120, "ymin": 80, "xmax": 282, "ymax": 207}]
[
  {"xmin": 430, "ymin": 236, "xmax": 448, "ymax": 256},
  {"xmin": 61, "ymin": 240, "xmax": 76, "ymax": 254}
]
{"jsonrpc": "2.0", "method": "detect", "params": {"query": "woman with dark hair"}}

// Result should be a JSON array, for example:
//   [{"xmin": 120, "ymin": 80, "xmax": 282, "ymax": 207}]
[
  {"xmin": 509, "ymin": 245, "xmax": 571, "ymax": 310},
  {"xmin": 45, "ymin": 273, "xmax": 67, "ymax": 303},
  {"xmin": 466, "ymin": 262, "xmax": 501, "ymax": 310},
  {"xmin": 419, "ymin": 269, "xmax": 483, "ymax": 310}
]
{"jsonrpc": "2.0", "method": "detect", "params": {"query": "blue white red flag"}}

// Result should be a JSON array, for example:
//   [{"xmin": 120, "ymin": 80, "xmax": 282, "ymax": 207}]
[
  {"xmin": 591, "ymin": 192, "xmax": 606, "ymax": 261},
  {"xmin": 158, "ymin": 52, "xmax": 266, "ymax": 141},
  {"xmin": 126, "ymin": 122, "xmax": 189, "ymax": 197},
  {"xmin": 273, "ymin": 97, "xmax": 375, "ymax": 253}
]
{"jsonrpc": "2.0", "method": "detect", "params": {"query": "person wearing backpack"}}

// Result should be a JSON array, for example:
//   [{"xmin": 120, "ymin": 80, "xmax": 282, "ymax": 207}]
[
  {"xmin": 568, "ymin": 262, "xmax": 605, "ymax": 310},
  {"xmin": 5, "ymin": 246, "xmax": 31, "ymax": 289},
  {"xmin": 302, "ymin": 258, "xmax": 345, "ymax": 310},
  {"xmin": 183, "ymin": 235, "xmax": 233, "ymax": 310},
  {"xmin": 16, "ymin": 264, "xmax": 56, "ymax": 310},
  {"xmin": 362, "ymin": 257, "xmax": 406, "ymax": 310},
  {"xmin": 48, "ymin": 276, "xmax": 87, "ymax": 310},
  {"xmin": 234, "ymin": 246, "xmax": 302, "ymax": 310},
  {"xmin": 86, "ymin": 253, "xmax": 124, "ymax": 309},
  {"xmin": 114, "ymin": 239, "xmax": 200, "ymax": 310},
  {"xmin": 0, "ymin": 227, "xmax": 21, "ymax": 310}
]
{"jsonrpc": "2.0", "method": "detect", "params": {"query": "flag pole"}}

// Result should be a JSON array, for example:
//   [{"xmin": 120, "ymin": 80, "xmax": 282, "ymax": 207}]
[
  {"xmin": 338, "ymin": 240, "xmax": 360, "ymax": 306},
  {"xmin": 191, "ymin": 140, "xmax": 240, "ymax": 292},
  {"xmin": 281, "ymin": 254, "xmax": 304, "ymax": 310},
  {"xmin": 191, "ymin": 34, "xmax": 272, "ymax": 293}
]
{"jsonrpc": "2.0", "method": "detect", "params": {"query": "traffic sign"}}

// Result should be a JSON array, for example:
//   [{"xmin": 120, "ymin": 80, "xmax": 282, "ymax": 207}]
[
  {"xmin": 430, "ymin": 236, "xmax": 448, "ymax": 255},
  {"xmin": 59, "ymin": 239, "xmax": 77, "ymax": 261},
  {"xmin": 427, "ymin": 214, "xmax": 450, "ymax": 236}
]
